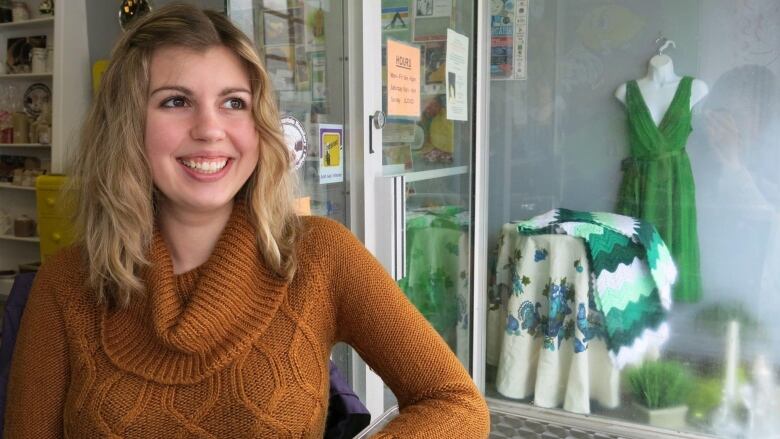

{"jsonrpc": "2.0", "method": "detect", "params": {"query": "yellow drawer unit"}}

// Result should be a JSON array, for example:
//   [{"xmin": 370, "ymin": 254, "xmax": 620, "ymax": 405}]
[{"xmin": 35, "ymin": 175, "xmax": 75, "ymax": 262}]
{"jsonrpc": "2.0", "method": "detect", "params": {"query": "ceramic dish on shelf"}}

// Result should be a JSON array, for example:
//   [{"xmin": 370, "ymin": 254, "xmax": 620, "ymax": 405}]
[{"xmin": 23, "ymin": 82, "xmax": 50, "ymax": 117}]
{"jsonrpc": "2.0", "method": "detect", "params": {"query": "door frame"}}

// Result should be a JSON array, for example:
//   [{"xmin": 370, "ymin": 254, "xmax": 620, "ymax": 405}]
[{"xmin": 347, "ymin": 0, "xmax": 492, "ymax": 419}]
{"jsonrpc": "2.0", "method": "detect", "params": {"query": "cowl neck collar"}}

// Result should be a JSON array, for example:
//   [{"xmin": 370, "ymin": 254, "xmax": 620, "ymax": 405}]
[{"xmin": 101, "ymin": 202, "xmax": 289, "ymax": 385}]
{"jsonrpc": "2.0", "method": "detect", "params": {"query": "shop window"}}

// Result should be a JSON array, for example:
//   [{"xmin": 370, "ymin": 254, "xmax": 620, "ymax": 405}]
[{"xmin": 485, "ymin": 1, "xmax": 780, "ymax": 437}]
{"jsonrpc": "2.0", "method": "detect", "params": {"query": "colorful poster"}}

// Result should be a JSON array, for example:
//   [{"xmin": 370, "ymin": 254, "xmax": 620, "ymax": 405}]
[
  {"xmin": 265, "ymin": 45, "xmax": 296, "ymax": 91},
  {"xmin": 445, "ymin": 29, "xmax": 468, "ymax": 121},
  {"xmin": 310, "ymin": 51, "xmax": 327, "ymax": 102},
  {"xmin": 294, "ymin": 45, "xmax": 309, "ymax": 90},
  {"xmin": 387, "ymin": 39, "xmax": 421, "ymax": 117},
  {"xmin": 413, "ymin": 0, "xmax": 451, "ymax": 42},
  {"xmin": 318, "ymin": 124, "xmax": 344, "ymax": 184},
  {"xmin": 415, "ymin": 0, "xmax": 451, "ymax": 18},
  {"xmin": 304, "ymin": 4, "xmax": 326, "ymax": 50},
  {"xmin": 490, "ymin": 0, "xmax": 528, "ymax": 80},
  {"xmin": 513, "ymin": 0, "xmax": 529, "ymax": 80},
  {"xmin": 423, "ymin": 41, "xmax": 446, "ymax": 85},
  {"xmin": 263, "ymin": 8, "xmax": 304, "ymax": 46},
  {"xmin": 382, "ymin": 0, "xmax": 411, "ymax": 42},
  {"xmin": 383, "ymin": 144, "xmax": 413, "ymax": 171}
]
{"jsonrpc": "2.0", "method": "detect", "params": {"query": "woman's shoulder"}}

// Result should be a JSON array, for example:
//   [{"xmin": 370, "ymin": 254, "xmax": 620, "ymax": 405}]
[
  {"xmin": 295, "ymin": 216, "xmax": 368, "ymax": 268},
  {"xmin": 33, "ymin": 245, "xmax": 87, "ymax": 297},
  {"xmin": 297, "ymin": 215, "xmax": 356, "ymax": 247}
]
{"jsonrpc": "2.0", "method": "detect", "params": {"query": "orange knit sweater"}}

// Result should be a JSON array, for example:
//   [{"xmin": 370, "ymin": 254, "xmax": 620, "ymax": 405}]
[{"xmin": 4, "ymin": 205, "xmax": 489, "ymax": 438}]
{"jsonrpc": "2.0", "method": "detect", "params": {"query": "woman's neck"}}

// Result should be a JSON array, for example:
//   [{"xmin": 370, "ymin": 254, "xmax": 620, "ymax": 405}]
[
  {"xmin": 645, "ymin": 54, "xmax": 680, "ymax": 86},
  {"xmin": 157, "ymin": 200, "xmax": 235, "ymax": 274}
]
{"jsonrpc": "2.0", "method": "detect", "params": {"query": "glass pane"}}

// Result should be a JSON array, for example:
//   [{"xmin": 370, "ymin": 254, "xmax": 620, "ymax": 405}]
[
  {"xmin": 485, "ymin": 1, "xmax": 780, "ymax": 437},
  {"xmin": 227, "ymin": 0, "xmax": 351, "ymax": 376},
  {"xmin": 379, "ymin": 0, "xmax": 477, "ymax": 406},
  {"xmin": 228, "ymin": 0, "xmax": 348, "ymax": 225}
]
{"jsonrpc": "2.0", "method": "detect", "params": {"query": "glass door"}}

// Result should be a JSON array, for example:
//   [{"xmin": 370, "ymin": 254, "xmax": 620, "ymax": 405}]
[{"xmin": 362, "ymin": 0, "xmax": 482, "ymax": 414}]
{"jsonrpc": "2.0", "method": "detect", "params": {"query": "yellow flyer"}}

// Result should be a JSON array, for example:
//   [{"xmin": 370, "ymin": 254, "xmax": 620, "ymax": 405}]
[{"xmin": 318, "ymin": 124, "xmax": 344, "ymax": 184}]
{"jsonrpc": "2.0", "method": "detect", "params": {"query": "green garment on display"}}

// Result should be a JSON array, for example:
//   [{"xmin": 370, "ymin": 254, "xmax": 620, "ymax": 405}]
[{"xmin": 616, "ymin": 76, "xmax": 702, "ymax": 303}]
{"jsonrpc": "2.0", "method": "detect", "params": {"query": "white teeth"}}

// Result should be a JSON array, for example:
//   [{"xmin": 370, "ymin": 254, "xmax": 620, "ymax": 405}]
[{"xmin": 179, "ymin": 158, "xmax": 228, "ymax": 174}]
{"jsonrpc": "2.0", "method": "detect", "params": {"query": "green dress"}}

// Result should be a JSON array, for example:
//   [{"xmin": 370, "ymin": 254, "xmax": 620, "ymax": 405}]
[{"xmin": 616, "ymin": 76, "xmax": 702, "ymax": 303}]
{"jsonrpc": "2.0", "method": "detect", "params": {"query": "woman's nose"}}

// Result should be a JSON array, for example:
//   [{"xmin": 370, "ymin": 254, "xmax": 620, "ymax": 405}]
[{"xmin": 189, "ymin": 107, "xmax": 226, "ymax": 142}]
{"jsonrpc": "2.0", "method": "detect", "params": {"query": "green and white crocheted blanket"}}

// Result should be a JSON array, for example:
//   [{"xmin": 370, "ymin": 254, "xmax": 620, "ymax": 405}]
[{"xmin": 515, "ymin": 209, "xmax": 676, "ymax": 368}]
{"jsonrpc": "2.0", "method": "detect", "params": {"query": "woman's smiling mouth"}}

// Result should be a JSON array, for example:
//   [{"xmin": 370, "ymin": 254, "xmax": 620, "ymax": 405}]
[{"xmin": 177, "ymin": 157, "xmax": 230, "ymax": 174}]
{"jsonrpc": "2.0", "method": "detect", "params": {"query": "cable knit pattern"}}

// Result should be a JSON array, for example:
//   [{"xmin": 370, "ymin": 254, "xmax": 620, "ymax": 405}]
[{"xmin": 4, "ymin": 202, "xmax": 489, "ymax": 438}]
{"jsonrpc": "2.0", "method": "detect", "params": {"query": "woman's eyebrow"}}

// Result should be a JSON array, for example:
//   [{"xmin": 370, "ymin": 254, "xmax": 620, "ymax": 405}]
[
  {"xmin": 149, "ymin": 85, "xmax": 192, "ymax": 96},
  {"xmin": 148, "ymin": 86, "xmax": 251, "ymax": 97},
  {"xmin": 219, "ymin": 87, "xmax": 252, "ymax": 96}
]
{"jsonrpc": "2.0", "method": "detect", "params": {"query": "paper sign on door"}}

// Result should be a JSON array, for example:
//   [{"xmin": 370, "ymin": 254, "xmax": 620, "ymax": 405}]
[
  {"xmin": 318, "ymin": 124, "xmax": 344, "ymax": 184},
  {"xmin": 387, "ymin": 39, "xmax": 421, "ymax": 117},
  {"xmin": 446, "ymin": 29, "xmax": 468, "ymax": 121}
]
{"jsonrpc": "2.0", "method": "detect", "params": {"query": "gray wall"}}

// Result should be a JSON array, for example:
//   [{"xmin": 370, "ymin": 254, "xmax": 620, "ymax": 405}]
[{"xmin": 86, "ymin": 0, "xmax": 225, "ymax": 68}]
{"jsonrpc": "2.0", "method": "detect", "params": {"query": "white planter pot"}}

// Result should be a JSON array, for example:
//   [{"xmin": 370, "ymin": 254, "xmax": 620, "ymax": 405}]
[{"xmin": 632, "ymin": 402, "xmax": 688, "ymax": 430}]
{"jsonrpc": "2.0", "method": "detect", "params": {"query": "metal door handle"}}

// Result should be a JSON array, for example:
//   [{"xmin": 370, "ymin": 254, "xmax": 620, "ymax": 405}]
[{"xmin": 368, "ymin": 110, "xmax": 385, "ymax": 154}]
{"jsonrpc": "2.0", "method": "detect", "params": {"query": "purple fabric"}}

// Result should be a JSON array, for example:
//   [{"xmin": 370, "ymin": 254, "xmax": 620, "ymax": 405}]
[
  {"xmin": 326, "ymin": 361, "xmax": 371, "ymax": 439},
  {"xmin": 0, "ymin": 272, "xmax": 370, "ymax": 439},
  {"xmin": 0, "ymin": 272, "xmax": 36, "ymax": 438}
]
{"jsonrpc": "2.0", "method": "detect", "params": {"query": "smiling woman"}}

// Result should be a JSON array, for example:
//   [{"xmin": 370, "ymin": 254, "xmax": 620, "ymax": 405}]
[
  {"xmin": 144, "ymin": 45, "xmax": 261, "ymax": 273},
  {"xmin": 2, "ymin": 3, "xmax": 489, "ymax": 439}
]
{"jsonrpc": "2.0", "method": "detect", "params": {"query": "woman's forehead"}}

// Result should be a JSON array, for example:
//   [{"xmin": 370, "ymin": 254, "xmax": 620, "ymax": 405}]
[{"xmin": 148, "ymin": 45, "xmax": 251, "ymax": 88}]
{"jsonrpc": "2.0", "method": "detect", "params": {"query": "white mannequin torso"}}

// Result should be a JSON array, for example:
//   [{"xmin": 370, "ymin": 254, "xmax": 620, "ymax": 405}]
[{"xmin": 615, "ymin": 54, "xmax": 709, "ymax": 126}]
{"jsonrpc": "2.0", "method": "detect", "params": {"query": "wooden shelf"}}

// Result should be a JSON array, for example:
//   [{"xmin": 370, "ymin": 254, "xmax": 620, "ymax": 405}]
[
  {"xmin": 0, "ymin": 73, "xmax": 53, "ymax": 80},
  {"xmin": 0, "ymin": 143, "xmax": 50, "ymax": 148},
  {"xmin": 0, "ymin": 16, "xmax": 54, "ymax": 30},
  {"xmin": 0, "ymin": 234, "xmax": 39, "ymax": 243},
  {"xmin": 0, "ymin": 182, "xmax": 35, "ymax": 191}
]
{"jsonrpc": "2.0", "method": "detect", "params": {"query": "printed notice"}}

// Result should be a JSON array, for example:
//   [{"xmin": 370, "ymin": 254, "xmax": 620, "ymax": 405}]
[
  {"xmin": 445, "ymin": 29, "xmax": 468, "ymax": 121},
  {"xmin": 318, "ymin": 124, "xmax": 344, "ymax": 184},
  {"xmin": 490, "ymin": 0, "xmax": 528, "ymax": 80},
  {"xmin": 387, "ymin": 39, "xmax": 421, "ymax": 117}
]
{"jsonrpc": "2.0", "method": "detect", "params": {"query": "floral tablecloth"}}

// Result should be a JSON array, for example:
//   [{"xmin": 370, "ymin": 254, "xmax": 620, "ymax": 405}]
[
  {"xmin": 487, "ymin": 209, "xmax": 676, "ymax": 414},
  {"xmin": 399, "ymin": 207, "xmax": 470, "ymax": 365},
  {"xmin": 488, "ymin": 230, "xmax": 620, "ymax": 414}
]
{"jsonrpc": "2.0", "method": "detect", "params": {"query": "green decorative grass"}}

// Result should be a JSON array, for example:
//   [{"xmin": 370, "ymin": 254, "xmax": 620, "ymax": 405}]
[{"xmin": 627, "ymin": 360, "xmax": 693, "ymax": 409}]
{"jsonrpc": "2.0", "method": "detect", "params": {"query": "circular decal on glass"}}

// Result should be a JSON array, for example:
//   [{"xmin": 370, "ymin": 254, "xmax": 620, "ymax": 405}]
[{"xmin": 281, "ymin": 115, "xmax": 307, "ymax": 170}]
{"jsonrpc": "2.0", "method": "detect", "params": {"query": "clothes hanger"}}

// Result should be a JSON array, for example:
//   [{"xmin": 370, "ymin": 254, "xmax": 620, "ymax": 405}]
[{"xmin": 655, "ymin": 37, "xmax": 677, "ymax": 56}]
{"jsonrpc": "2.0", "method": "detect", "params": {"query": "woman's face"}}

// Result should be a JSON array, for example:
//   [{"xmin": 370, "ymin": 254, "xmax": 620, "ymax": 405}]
[{"xmin": 145, "ymin": 45, "xmax": 259, "ymax": 217}]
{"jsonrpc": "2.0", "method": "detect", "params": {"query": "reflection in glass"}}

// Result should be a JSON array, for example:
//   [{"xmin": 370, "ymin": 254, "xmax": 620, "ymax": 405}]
[{"xmin": 118, "ymin": 0, "xmax": 153, "ymax": 30}]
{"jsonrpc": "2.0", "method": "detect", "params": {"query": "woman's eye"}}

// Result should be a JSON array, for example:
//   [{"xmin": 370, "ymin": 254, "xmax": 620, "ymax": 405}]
[
  {"xmin": 162, "ymin": 96, "xmax": 188, "ymax": 108},
  {"xmin": 223, "ymin": 98, "xmax": 246, "ymax": 110}
]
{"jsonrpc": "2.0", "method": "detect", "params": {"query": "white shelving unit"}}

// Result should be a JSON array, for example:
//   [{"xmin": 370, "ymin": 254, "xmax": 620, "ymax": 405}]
[
  {"xmin": 0, "ymin": 182, "xmax": 36, "ymax": 191},
  {"xmin": 0, "ymin": 15, "xmax": 53, "ymax": 30},
  {"xmin": 0, "ymin": 72, "xmax": 52, "ymax": 80},
  {"xmin": 0, "ymin": 0, "xmax": 90, "ymax": 274},
  {"xmin": 0, "ymin": 234, "xmax": 39, "ymax": 243}
]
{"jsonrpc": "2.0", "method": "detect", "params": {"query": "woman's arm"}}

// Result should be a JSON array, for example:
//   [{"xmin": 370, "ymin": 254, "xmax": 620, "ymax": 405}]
[
  {"xmin": 320, "ymin": 219, "xmax": 490, "ymax": 438},
  {"xmin": 4, "ymin": 260, "xmax": 70, "ymax": 437}
]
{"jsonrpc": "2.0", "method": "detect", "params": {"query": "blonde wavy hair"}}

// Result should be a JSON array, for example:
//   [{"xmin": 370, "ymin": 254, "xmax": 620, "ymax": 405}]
[{"xmin": 69, "ymin": 3, "xmax": 300, "ymax": 307}]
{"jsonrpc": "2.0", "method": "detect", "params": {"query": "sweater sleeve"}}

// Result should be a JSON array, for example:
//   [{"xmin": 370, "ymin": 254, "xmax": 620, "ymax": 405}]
[
  {"xmin": 321, "ymin": 219, "xmax": 490, "ymax": 438},
  {"xmin": 4, "ymin": 259, "xmax": 70, "ymax": 438}
]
